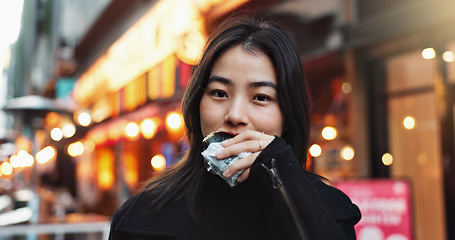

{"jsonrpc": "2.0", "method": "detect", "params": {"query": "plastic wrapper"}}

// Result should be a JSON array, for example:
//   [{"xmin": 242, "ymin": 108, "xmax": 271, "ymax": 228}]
[{"xmin": 201, "ymin": 132, "xmax": 251, "ymax": 187}]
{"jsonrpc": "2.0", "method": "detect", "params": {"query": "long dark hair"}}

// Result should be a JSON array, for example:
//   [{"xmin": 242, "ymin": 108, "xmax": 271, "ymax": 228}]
[{"xmin": 144, "ymin": 15, "xmax": 310, "ymax": 216}]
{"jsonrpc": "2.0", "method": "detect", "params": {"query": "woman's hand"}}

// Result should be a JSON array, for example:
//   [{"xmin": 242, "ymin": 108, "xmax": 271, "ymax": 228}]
[{"xmin": 215, "ymin": 130, "xmax": 275, "ymax": 183}]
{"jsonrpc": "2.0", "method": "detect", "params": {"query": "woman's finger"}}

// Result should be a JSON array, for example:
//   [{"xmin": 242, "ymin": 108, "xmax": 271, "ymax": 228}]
[
  {"xmin": 217, "ymin": 132, "xmax": 274, "ymax": 159},
  {"xmin": 221, "ymin": 130, "xmax": 264, "ymax": 147},
  {"xmin": 223, "ymin": 152, "xmax": 258, "ymax": 178},
  {"xmin": 236, "ymin": 168, "xmax": 250, "ymax": 182}
]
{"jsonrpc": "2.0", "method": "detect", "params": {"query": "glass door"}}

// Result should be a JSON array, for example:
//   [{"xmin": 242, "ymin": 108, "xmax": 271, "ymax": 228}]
[{"xmin": 386, "ymin": 50, "xmax": 447, "ymax": 240}]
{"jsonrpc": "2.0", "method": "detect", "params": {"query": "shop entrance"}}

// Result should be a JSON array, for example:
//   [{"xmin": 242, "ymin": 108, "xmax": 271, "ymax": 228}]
[{"xmin": 385, "ymin": 50, "xmax": 447, "ymax": 240}]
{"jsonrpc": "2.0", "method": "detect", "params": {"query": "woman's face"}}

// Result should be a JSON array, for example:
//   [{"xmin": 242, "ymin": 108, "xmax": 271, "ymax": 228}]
[{"xmin": 199, "ymin": 45, "xmax": 284, "ymax": 138}]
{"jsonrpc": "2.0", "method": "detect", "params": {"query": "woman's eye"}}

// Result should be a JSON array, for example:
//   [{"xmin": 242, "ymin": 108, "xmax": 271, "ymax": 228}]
[
  {"xmin": 253, "ymin": 95, "xmax": 271, "ymax": 102},
  {"xmin": 210, "ymin": 90, "xmax": 227, "ymax": 98}
]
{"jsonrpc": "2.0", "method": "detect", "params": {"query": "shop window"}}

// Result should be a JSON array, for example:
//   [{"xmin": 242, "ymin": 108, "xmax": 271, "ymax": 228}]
[
  {"xmin": 386, "ymin": 51, "xmax": 446, "ymax": 240},
  {"xmin": 386, "ymin": 51, "xmax": 436, "ymax": 92}
]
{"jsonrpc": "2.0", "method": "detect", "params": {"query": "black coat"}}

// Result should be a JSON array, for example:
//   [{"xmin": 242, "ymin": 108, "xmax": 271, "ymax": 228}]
[{"xmin": 109, "ymin": 137, "xmax": 361, "ymax": 240}]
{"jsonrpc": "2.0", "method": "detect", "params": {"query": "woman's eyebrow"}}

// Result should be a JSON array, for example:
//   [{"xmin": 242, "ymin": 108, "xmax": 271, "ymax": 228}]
[
  {"xmin": 208, "ymin": 75, "xmax": 277, "ymax": 89},
  {"xmin": 207, "ymin": 75, "xmax": 232, "ymax": 85},
  {"xmin": 249, "ymin": 81, "xmax": 277, "ymax": 89}
]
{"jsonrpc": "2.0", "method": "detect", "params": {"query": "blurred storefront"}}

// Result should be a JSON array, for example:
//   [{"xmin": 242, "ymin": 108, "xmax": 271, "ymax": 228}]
[{"xmin": 347, "ymin": 1, "xmax": 455, "ymax": 239}]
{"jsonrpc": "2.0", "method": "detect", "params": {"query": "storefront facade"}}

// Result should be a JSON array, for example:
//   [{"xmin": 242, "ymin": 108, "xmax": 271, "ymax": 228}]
[{"xmin": 349, "ymin": 1, "xmax": 455, "ymax": 239}]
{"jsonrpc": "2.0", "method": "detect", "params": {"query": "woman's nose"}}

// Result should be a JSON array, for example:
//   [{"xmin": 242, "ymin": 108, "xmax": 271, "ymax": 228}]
[{"xmin": 224, "ymin": 98, "xmax": 249, "ymax": 126}]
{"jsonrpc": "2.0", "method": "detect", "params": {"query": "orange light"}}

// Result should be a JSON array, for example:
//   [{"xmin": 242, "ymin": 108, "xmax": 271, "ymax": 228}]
[
  {"xmin": 68, "ymin": 142, "xmax": 84, "ymax": 157},
  {"xmin": 62, "ymin": 123, "xmax": 76, "ymax": 138},
  {"xmin": 382, "ymin": 153, "xmax": 394, "ymax": 166},
  {"xmin": 77, "ymin": 112, "xmax": 92, "ymax": 126},
  {"xmin": 309, "ymin": 144, "xmax": 322, "ymax": 157},
  {"xmin": 166, "ymin": 112, "xmax": 183, "ymax": 131},
  {"xmin": 151, "ymin": 154, "xmax": 166, "ymax": 171},
  {"xmin": 1, "ymin": 162, "xmax": 13, "ymax": 176},
  {"xmin": 97, "ymin": 149, "xmax": 114, "ymax": 190},
  {"xmin": 36, "ymin": 146, "xmax": 56, "ymax": 164},
  {"xmin": 403, "ymin": 116, "xmax": 416, "ymax": 130},
  {"xmin": 140, "ymin": 118, "xmax": 158, "ymax": 139},
  {"xmin": 51, "ymin": 128, "xmax": 63, "ymax": 141},
  {"xmin": 340, "ymin": 145, "xmax": 355, "ymax": 161},
  {"xmin": 124, "ymin": 153, "xmax": 138, "ymax": 188},
  {"xmin": 422, "ymin": 48, "xmax": 436, "ymax": 59},
  {"xmin": 9, "ymin": 155, "xmax": 19, "ymax": 168},
  {"xmin": 125, "ymin": 122, "xmax": 139, "ymax": 138},
  {"xmin": 17, "ymin": 150, "xmax": 34, "ymax": 167},
  {"xmin": 321, "ymin": 126, "xmax": 337, "ymax": 140},
  {"xmin": 165, "ymin": 112, "xmax": 185, "ymax": 140}
]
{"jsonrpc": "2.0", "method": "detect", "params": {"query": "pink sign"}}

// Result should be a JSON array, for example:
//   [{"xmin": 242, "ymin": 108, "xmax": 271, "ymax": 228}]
[{"xmin": 335, "ymin": 179, "xmax": 413, "ymax": 240}]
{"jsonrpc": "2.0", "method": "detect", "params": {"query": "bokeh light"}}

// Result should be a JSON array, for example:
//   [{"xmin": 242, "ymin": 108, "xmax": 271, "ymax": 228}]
[
  {"xmin": 17, "ymin": 150, "xmax": 34, "ymax": 167},
  {"xmin": 422, "ymin": 48, "xmax": 436, "ymax": 59},
  {"xmin": 125, "ymin": 122, "xmax": 139, "ymax": 138},
  {"xmin": 341, "ymin": 82, "xmax": 352, "ymax": 94},
  {"xmin": 36, "ymin": 146, "xmax": 56, "ymax": 164},
  {"xmin": 140, "ymin": 118, "xmax": 158, "ymax": 139},
  {"xmin": 322, "ymin": 126, "xmax": 337, "ymax": 140},
  {"xmin": 382, "ymin": 153, "xmax": 394, "ymax": 166},
  {"xmin": 62, "ymin": 123, "xmax": 76, "ymax": 138},
  {"xmin": 50, "ymin": 128, "xmax": 63, "ymax": 141},
  {"xmin": 151, "ymin": 154, "xmax": 166, "ymax": 171},
  {"xmin": 443, "ymin": 51, "xmax": 454, "ymax": 62},
  {"xmin": 340, "ymin": 145, "xmax": 355, "ymax": 161},
  {"xmin": 68, "ymin": 142, "xmax": 84, "ymax": 157},
  {"xmin": 77, "ymin": 112, "xmax": 92, "ymax": 126},
  {"xmin": 309, "ymin": 144, "xmax": 322, "ymax": 157},
  {"xmin": 166, "ymin": 112, "xmax": 183, "ymax": 131},
  {"xmin": 403, "ymin": 116, "xmax": 416, "ymax": 130},
  {"xmin": 1, "ymin": 162, "xmax": 13, "ymax": 176}
]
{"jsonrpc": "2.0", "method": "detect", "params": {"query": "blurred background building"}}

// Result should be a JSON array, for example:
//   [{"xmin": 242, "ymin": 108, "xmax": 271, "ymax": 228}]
[{"xmin": 0, "ymin": 0, "xmax": 454, "ymax": 239}]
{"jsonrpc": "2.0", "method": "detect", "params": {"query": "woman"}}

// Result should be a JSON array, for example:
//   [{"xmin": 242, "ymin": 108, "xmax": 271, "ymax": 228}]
[{"xmin": 109, "ymin": 15, "xmax": 361, "ymax": 240}]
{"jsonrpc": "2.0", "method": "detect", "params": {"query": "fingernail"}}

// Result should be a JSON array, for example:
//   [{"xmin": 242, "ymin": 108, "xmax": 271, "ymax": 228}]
[
  {"xmin": 223, "ymin": 169, "xmax": 231, "ymax": 177},
  {"xmin": 216, "ymin": 151, "xmax": 224, "ymax": 159}
]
